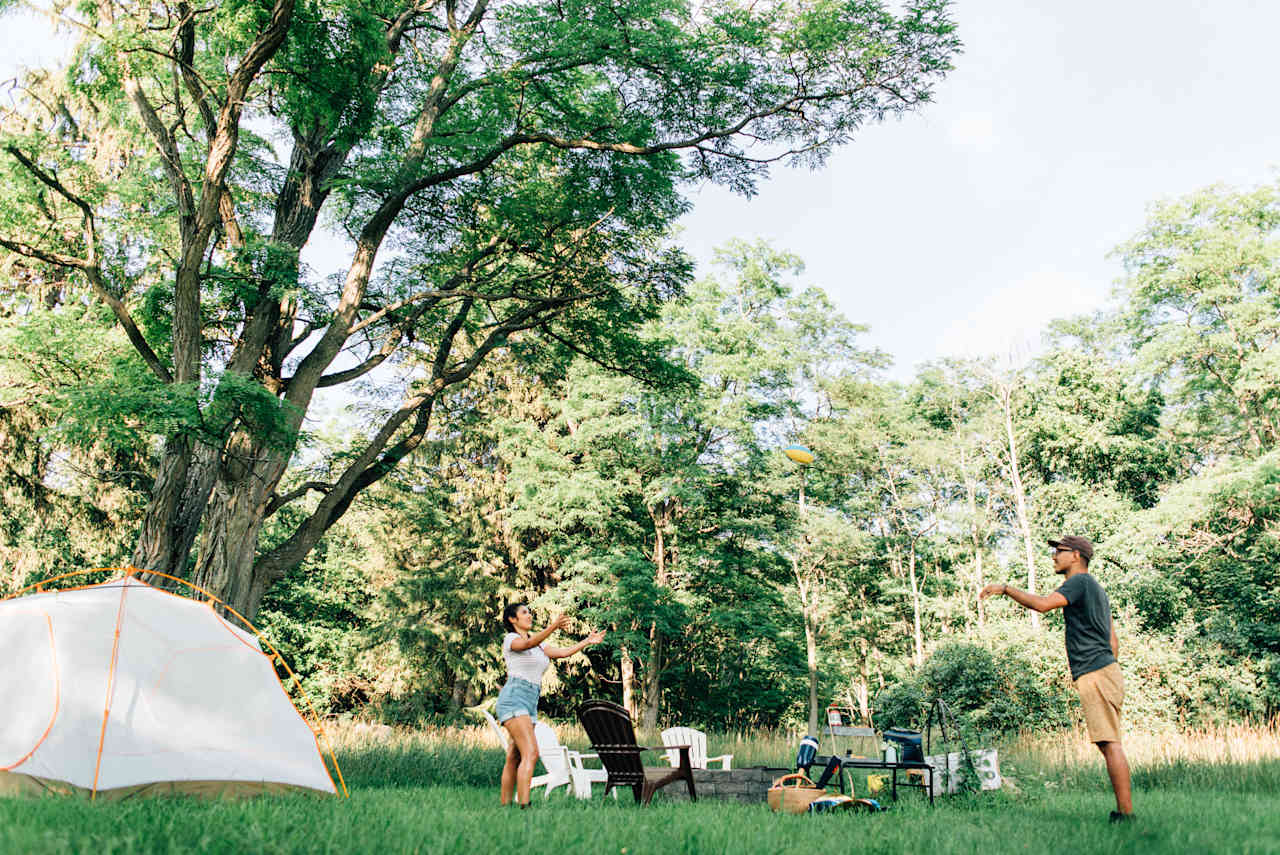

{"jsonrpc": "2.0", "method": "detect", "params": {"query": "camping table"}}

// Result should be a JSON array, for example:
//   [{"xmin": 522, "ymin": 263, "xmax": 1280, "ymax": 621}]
[{"xmin": 814, "ymin": 755, "xmax": 935, "ymax": 806}]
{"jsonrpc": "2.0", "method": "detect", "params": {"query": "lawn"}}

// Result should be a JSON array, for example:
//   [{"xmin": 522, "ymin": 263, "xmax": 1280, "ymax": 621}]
[{"xmin": 2, "ymin": 725, "xmax": 1278, "ymax": 854}]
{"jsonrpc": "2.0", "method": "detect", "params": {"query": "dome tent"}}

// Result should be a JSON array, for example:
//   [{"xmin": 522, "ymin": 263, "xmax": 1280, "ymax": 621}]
[{"xmin": 0, "ymin": 569, "xmax": 345, "ymax": 799}]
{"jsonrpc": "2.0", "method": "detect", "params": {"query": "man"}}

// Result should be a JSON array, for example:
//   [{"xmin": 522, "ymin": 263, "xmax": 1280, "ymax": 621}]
[{"xmin": 979, "ymin": 535, "xmax": 1134, "ymax": 822}]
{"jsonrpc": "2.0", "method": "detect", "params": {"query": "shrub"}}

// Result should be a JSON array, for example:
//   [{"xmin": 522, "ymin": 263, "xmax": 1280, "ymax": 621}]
[
  {"xmin": 873, "ymin": 680, "xmax": 927, "ymax": 730},
  {"xmin": 874, "ymin": 643, "xmax": 1074, "ymax": 738}
]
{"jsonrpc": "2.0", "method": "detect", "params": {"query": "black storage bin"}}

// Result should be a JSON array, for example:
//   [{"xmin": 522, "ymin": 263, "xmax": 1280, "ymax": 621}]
[{"xmin": 882, "ymin": 728, "xmax": 924, "ymax": 763}]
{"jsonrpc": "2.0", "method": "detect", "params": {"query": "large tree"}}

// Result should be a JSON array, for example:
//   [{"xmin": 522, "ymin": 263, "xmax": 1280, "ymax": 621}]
[
  {"xmin": 0, "ymin": 0, "xmax": 959, "ymax": 616},
  {"xmin": 1114, "ymin": 181, "xmax": 1280, "ymax": 456}
]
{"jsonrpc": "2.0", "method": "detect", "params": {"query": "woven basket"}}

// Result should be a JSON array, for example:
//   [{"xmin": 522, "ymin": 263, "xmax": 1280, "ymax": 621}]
[{"xmin": 767, "ymin": 773, "xmax": 826, "ymax": 814}]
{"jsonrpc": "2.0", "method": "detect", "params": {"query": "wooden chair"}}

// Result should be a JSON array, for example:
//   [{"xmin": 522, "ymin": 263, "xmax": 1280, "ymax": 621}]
[
  {"xmin": 578, "ymin": 699, "xmax": 696, "ymax": 805},
  {"xmin": 661, "ymin": 727, "xmax": 732, "ymax": 770}
]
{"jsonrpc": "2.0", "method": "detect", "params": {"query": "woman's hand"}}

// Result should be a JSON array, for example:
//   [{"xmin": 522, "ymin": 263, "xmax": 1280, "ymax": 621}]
[
  {"xmin": 547, "ymin": 613, "xmax": 570, "ymax": 632},
  {"xmin": 584, "ymin": 629, "xmax": 606, "ymax": 645}
]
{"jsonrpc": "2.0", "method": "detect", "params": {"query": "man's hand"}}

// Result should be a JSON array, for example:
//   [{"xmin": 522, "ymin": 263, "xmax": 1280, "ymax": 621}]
[{"xmin": 978, "ymin": 583, "xmax": 1006, "ymax": 600}]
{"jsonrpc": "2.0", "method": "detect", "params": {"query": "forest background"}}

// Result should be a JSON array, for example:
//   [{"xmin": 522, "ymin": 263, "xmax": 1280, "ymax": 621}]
[{"xmin": 1, "ymin": 0, "xmax": 1278, "ymax": 742}]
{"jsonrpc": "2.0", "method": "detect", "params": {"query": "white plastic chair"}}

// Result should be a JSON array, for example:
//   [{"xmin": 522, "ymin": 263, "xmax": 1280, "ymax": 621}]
[
  {"xmin": 481, "ymin": 709, "xmax": 509, "ymax": 750},
  {"xmin": 661, "ymin": 726, "xmax": 732, "ymax": 770},
  {"xmin": 481, "ymin": 710, "xmax": 609, "ymax": 799},
  {"xmin": 535, "ymin": 721, "xmax": 616, "ymax": 799}
]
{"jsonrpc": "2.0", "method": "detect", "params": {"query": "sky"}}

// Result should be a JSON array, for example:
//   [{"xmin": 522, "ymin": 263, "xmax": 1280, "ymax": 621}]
[{"xmin": 3, "ymin": 0, "xmax": 1278, "ymax": 379}]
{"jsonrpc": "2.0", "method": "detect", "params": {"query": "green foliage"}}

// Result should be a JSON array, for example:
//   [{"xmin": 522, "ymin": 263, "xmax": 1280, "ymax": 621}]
[
  {"xmin": 1115, "ymin": 181, "xmax": 1280, "ymax": 455},
  {"xmin": 874, "ymin": 680, "xmax": 929, "ymax": 730}
]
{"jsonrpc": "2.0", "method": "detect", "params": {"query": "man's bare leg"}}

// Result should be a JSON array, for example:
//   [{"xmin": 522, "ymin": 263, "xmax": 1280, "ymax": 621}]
[{"xmin": 1097, "ymin": 740, "xmax": 1132, "ymax": 815}]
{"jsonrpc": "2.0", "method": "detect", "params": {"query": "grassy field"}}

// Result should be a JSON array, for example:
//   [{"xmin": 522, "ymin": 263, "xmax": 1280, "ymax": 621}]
[{"xmin": 2, "ymin": 724, "xmax": 1278, "ymax": 854}]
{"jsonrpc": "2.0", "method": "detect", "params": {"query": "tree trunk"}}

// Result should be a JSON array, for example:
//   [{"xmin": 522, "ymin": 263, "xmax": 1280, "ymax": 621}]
[
  {"xmin": 190, "ymin": 476, "xmax": 273, "ymax": 618},
  {"xmin": 640, "ymin": 504, "xmax": 671, "ymax": 730},
  {"xmin": 974, "ymin": 547, "xmax": 985, "ymax": 630},
  {"xmin": 641, "ymin": 623, "xmax": 662, "ymax": 730},
  {"xmin": 961, "ymin": 445, "xmax": 985, "ymax": 630},
  {"xmin": 804, "ymin": 606, "xmax": 820, "ymax": 735},
  {"xmin": 130, "ymin": 436, "xmax": 193, "ymax": 575},
  {"xmin": 999, "ymin": 384, "xmax": 1039, "ymax": 629},
  {"xmin": 852, "ymin": 675, "xmax": 869, "ymax": 725},
  {"xmin": 908, "ymin": 544, "xmax": 924, "ymax": 666},
  {"xmin": 621, "ymin": 645, "xmax": 636, "ymax": 720},
  {"xmin": 449, "ymin": 677, "xmax": 466, "ymax": 714},
  {"xmin": 132, "ymin": 439, "xmax": 221, "ymax": 582}
]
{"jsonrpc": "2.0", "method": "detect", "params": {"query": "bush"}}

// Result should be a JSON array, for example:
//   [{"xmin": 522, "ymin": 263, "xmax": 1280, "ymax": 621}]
[
  {"xmin": 873, "ymin": 680, "xmax": 927, "ymax": 730},
  {"xmin": 920, "ymin": 644, "xmax": 1001, "ymax": 717},
  {"xmin": 874, "ymin": 643, "xmax": 1073, "ymax": 738}
]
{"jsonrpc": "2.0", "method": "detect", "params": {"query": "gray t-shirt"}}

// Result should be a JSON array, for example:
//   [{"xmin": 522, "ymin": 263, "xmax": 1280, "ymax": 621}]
[{"xmin": 1055, "ymin": 573, "xmax": 1117, "ymax": 680}]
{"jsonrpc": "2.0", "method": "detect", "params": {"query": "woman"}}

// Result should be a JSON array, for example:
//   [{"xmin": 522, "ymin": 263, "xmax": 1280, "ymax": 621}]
[{"xmin": 497, "ymin": 602, "xmax": 605, "ymax": 807}]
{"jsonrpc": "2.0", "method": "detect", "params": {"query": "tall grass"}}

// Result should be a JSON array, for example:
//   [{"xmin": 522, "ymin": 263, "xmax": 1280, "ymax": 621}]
[
  {"xmin": 328, "ymin": 718, "xmax": 1280, "ymax": 794},
  {"xmin": 1003, "ymin": 721, "xmax": 1280, "ymax": 795},
  {"xmin": 327, "ymin": 718, "xmax": 801, "ymax": 778},
  {"xmin": 1011, "ymin": 721, "xmax": 1280, "ymax": 767}
]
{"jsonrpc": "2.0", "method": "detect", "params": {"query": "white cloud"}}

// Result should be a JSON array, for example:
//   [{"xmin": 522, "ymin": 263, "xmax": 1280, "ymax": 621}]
[
  {"xmin": 931, "ymin": 270, "xmax": 1108, "ymax": 362},
  {"xmin": 945, "ymin": 113, "xmax": 1000, "ymax": 152}
]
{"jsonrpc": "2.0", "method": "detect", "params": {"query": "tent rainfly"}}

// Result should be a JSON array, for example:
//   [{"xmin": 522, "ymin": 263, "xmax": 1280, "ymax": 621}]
[{"xmin": 0, "ymin": 573, "xmax": 341, "ymax": 799}]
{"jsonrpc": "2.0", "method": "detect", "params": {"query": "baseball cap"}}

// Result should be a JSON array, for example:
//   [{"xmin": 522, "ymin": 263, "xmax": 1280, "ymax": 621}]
[{"xmin": 1048, "ymin": 535, "xmax": 1093, "ymax": 562}]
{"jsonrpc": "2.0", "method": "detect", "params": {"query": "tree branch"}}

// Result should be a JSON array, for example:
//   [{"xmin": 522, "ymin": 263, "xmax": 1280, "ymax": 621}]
[
  {"xmin": 265, "ymin": 480, "xmax": 333, "ymax": 516},
  {"xmin": 1, "ymin": 146, "xmax": 173, "ymax": 383}
]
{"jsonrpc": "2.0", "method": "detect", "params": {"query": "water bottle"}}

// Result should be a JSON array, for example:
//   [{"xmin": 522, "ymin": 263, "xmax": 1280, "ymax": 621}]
[
  {"xmin": 795, "ymin": 735, "xmax": 819, "ymax": 773},
  {"xmin": 883, "ymin": 742, "xmax": 897, "ymax": 764}
]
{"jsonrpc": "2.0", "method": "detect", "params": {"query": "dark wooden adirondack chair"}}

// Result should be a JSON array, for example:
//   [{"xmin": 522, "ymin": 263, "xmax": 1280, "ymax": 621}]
[{"xmin": 578, "ymin": 700, "xmax": 696, "ymax": 804}]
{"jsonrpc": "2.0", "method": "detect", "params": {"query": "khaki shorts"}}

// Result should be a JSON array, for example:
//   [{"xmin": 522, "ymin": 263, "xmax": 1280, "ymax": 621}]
[{"xmin": 1075, "ymin": 662, "xmax": 1124, "ymax": 744}]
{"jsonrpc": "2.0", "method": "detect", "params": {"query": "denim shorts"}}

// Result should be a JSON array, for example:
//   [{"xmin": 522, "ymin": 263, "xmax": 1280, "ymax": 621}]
[{"xmin": 496, "ymin": 677, "xmax": 540, "ymax": 724}]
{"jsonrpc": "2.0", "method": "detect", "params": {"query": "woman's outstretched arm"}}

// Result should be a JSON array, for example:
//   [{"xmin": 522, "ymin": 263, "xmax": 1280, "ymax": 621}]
[
  {"xmin": 509, "ymin": 613, "xmax": 569, "ymax": 651},
  {"xmin": 545, "ymin": 629, "xmax": 607, "ymax": 659}
]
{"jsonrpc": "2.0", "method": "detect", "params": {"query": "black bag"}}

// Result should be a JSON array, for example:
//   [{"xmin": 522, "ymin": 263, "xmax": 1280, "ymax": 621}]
[{"xmin": 883, "ymin": 728, "xmax": 923, "ymax": 763}]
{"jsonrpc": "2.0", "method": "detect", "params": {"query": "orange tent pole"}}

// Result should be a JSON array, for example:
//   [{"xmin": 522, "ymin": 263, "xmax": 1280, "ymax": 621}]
[
  {"xmin": 0, "ymin": 614, "xmax": 60, "ymax": 771},
  {"xmin": 90, "ymin": 568, "xmax": 132, "ymax": 799}
]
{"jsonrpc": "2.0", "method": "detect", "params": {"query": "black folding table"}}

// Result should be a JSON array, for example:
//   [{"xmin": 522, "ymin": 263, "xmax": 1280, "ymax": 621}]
[{"xmin": 814, "ymin": 755, "xmax": 935, "ymax": 806}]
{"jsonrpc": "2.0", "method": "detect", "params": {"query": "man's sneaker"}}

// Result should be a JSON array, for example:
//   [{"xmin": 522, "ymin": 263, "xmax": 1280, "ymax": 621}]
[{"xmin": 1109, "ymin": 811, "xmax": 1135, "ymax": 823}]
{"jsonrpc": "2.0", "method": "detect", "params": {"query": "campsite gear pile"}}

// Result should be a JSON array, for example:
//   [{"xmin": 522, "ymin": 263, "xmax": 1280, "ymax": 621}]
[
  {"xmin": 767, "ymin": 735, "xmax": 887, "ymax": 815},
  {"xmin": 766, "ymin": 769, "xmax": 885, "ymax": 815},
  {"xmin": 0, "ymin": 572, "xmax": 342, "ymax": 799}
]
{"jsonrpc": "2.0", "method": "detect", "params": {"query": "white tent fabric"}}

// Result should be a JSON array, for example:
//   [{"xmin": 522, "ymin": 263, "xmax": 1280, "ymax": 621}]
[{"xmin": 0, "ymin": 576, "xmax": 336, "ymax": 796}]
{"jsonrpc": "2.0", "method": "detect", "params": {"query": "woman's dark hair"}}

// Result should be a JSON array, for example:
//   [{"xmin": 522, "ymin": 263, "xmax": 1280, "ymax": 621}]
[{"xmin": 502, "ymin": 602, "xmax": 528, "ymax": 633}]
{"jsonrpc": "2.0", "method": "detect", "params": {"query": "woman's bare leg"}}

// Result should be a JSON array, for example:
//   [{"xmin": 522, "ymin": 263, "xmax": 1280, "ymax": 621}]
[
  {"xmin": 503, "ymin": 715, "xmax": 539, "ymax": 805},
  {"xmin": 500, "ymin": 739, "xmax": 520, "ymax": 805}
]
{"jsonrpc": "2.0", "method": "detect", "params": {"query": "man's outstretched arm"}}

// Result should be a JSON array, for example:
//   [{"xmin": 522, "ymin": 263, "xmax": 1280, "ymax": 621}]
[{"xmin": 979, "ymin": 583, "xmax": 1068, "ymax": 614}]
